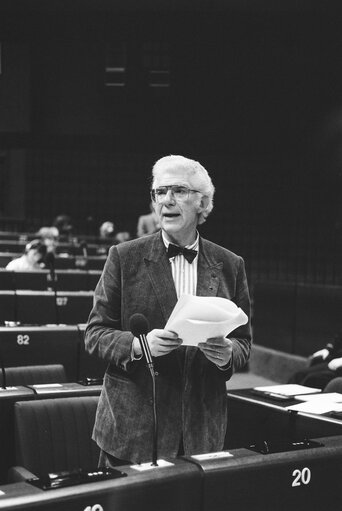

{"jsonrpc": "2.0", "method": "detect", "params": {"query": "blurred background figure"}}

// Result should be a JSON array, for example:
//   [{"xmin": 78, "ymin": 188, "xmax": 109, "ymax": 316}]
[
  {"xmin": 6, "ymin": 239, "xmax": 47, "ymax": 271},
  {"xmin": 99, "ymin": 221, "xmax": 115, "ymax": 241},
  {"xmin": 53, "ymin": 214, "xmax": 73, "ymax": 241},
  {"xmin": 36, "ymin": 226, "xmax": 59, "ymax": 254},
  {"xmin": 114, "ymin": 231, "xmax": 131, "ymax": 244},
  {"xmin": 289, "ymin": 331, "xmax": 342, "ymax": 389},
  {"xmin": 136, "ymin": 202, "xmax": 160, "ymax": 237}
]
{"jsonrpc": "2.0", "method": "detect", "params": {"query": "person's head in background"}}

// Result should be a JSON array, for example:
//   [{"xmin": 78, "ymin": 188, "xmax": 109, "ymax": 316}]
[
  {"xmin": 53, "ymin": 214, "xmax": 73, "ymax": 240},
  {"xmin": 24, "ymin": 240, "xmax": 47, "ymax": 267},
  {"xmin": 114, "ymin": 231, "xmax": 131, "ymax": 244},
  {"xmin": 99, "ymin": 221, "xmax": 115, "ymax": 240},
  {"xmin": 151, "ymin": 155, "xmax": 215, "ymax": 246},
  {"xmin": 37, "ymin": 226, "xmax": 59, "ymax": 253}
]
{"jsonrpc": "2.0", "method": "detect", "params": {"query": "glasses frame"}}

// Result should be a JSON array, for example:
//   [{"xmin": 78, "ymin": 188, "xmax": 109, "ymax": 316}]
[{"xmin": 150, "ymin": 185, "xmax": 202, "ymax": 203}]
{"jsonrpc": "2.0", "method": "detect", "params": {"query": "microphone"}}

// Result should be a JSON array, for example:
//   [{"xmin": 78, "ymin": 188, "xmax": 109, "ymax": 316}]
[
  {"xmin": 79, "ymin": 241, "xmax": 88, "ymax": 270},
  {"xmin": 129, "ymin": 313, "xmax": 158, "ymax": 466},
  {"xmin": 80, "ymin": 241, "xmax": 88, "ymax": 259},
  {"xmin": 45, "ymin": 252, "xmax": 59, "ymax": 324},
  {"xmin": 45, "ymin": 252, "xmax": 56, "ymax": 282},
  {"xmin": 0, "ymin": 347, "xmax": 7, "ymax": 389},
  {"xmin": 0, "ymin": 362, "xmax": 6, "ymax": 389},
  {"xmin": 129, "ymin": 313, "xmax": 153, "ymax": 370}
]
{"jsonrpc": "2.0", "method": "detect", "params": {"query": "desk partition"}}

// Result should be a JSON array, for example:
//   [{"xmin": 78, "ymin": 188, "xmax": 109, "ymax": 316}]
[{"xmin": 0, "ymin": 326, "xmax": 80, "ymax": 382}]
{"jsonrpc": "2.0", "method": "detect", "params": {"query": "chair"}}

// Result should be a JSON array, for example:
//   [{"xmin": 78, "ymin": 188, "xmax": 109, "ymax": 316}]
[
  {"xmin": 9, "ymin": 395, "xmax": 100, "ymax": 482},
  {"xmin": 0, "ymin": 364, "xmax": 67, "ymax": 387},
  {"xmin": 324, "ymin": 377, "xmax": 342, "ymax": 393}
]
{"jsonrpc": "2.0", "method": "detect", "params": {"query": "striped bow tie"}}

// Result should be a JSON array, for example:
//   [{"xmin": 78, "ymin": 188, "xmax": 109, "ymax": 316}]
[{"xmin": 167, "ymin": 243, "xmax": 197, "ymax": 264}]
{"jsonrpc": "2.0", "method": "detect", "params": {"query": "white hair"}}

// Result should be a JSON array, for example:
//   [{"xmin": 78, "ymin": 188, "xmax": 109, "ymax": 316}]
[{"xmin": 152, "ymin": 155, "xmax": 215, "ymax": 224}]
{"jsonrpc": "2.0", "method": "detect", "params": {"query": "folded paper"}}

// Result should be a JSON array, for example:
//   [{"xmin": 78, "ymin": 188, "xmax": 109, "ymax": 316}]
[{"xmin": 165, "ymin": 295, "xmax": 248, "ymax": 346}]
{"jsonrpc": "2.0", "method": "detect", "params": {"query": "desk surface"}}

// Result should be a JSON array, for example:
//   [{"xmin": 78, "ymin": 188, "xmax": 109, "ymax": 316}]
[{"xmin": 228, "ymin": 388, "xmax": 342, "ymax": 425}]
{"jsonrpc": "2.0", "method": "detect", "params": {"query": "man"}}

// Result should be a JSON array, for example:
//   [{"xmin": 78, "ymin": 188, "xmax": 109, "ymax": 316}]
[
  {"xmin": 136, "ymin": 202, "xmax": 160, "ymax": 237},
  {"xmin": 85, "ymin": 154, "xmax": 251, "ymax": 465}
]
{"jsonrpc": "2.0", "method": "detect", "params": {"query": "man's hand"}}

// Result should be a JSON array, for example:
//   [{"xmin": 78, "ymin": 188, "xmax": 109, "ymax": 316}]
[
  {"xmin": 198, "ymin": 337, "xmax": 233, "ymax": 367},
  {"xmin": 328, "ymin": 357, "xmax": 342, "ymax": 371},
  {"xmin": 133, "ymin": 329, "xmax": 182, "ymax": 358}
]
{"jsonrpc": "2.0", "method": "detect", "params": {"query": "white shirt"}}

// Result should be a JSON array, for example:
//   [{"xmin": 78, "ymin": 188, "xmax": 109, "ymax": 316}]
[{"xmin": 162, "ymin": 231, "xmax": 199, "ymax": 298}]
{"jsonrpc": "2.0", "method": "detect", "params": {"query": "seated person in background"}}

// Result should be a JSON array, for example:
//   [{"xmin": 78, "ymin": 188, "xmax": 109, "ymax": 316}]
[
  {"xmin": 53, "ymin": 214, "xmax": 73, "ymax": 242},
  {"xmin": 6, "ymin": 239, "xmax": 47, "ymax": 271},
  {"xmin": 136, "ymin": 202, "xmax": 160, "ymax": 237},
  {"xmin": 37, "ymin": 226, "xmax": 59, "ymax": 254},
  {"xmin": 99, "ymin": 221, "xmax": 115, "ymax": 241},
  {"xmin": 289, "ymin": 331, "xmax": 342, "ymax": 389},
  {"xmin": 97, "ymin": 221, "xmax": 116, "ymax": 254},
  {"xmin": 114, "ymin": 231, "xmax": 131, "ymax": 244},
  {"xmin": 324, "ymin": 376, "xmax": 342, "ymax": 393}
]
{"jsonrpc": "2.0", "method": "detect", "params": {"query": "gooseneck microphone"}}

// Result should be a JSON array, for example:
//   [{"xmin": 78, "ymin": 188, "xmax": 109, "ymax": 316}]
[
  {"xmin": 129, "ymin": 313, "xmax": 158, "ymax": 466},
  {"xmin": 0, "ymin": 348, "xmax": 7, "ymax": 389},
  {"xmin": 45, "ymin": 252, "xmax": 59, "ymax": 324}
]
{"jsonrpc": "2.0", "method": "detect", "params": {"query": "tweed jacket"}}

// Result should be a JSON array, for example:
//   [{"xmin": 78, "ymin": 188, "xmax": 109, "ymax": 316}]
[{"xmin": 85, "ymin": 231, "xmax": 251, "ymax": 463}]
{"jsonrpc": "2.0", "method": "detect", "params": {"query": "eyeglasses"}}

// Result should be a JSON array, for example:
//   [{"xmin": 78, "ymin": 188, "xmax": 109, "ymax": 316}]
[{"xmin": 150, "ymin": 185, "xmax": 201, "ymax": 203}]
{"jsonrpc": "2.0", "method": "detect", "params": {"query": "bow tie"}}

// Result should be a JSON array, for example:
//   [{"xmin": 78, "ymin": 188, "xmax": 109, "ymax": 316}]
[{"xmin": 167, "ymin": 243, "xmax": 198, "ymax": 263}]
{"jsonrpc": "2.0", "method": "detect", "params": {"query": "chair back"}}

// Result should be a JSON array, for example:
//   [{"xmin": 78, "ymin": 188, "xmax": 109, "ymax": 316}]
[
  {"xmin": 13, "ymin": 396, "xmax": 99, "ymax": 477},
  {"xmin": 0, "ymin": 364, "xmax": 67, "ymax": 387}
]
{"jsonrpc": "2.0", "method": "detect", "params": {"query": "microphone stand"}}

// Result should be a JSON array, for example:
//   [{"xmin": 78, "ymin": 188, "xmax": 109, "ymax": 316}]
[
  {"xmin": 0, "ymin": 349, "xmax": 7, "ymax": 389},
  {"xmin": 138, "ymin": 333, "xmax": 158, "ymax": 466},
  {"xmin": 49, "ymin": 262, "xmax": 59, "ymax": 325}
]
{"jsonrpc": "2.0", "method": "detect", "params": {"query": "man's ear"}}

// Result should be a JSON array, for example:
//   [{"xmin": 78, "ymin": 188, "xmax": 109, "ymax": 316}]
[{"xmin": 198, "ymin": 194, "xmax": 210, "ymax": 212}]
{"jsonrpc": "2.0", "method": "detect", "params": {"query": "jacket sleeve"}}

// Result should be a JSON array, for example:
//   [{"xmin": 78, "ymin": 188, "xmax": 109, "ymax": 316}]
[
  {"xmin": 84, "ymin": 245, "xmax": 137, "ymax": 373},
  {"xmin": 229, "ymin": 256, "xmax": 252, "ymax": 374}
]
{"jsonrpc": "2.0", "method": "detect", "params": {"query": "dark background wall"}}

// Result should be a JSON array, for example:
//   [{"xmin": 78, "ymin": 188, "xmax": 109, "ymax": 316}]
[{"xmin": 0, "ymin": 1, "xmax": 340, "ymax": 284}]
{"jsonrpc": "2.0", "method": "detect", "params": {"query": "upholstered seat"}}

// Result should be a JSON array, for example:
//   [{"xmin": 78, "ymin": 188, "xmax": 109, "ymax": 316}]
[{"xmin": 9, "ymin": 396, "xmax": 99, "ymax": 481}]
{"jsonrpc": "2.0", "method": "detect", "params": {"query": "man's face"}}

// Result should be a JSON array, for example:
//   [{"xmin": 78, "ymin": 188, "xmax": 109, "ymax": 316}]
[{"xmin": 152, "ymin": 166, "xmax": 207, "ymax": 245}]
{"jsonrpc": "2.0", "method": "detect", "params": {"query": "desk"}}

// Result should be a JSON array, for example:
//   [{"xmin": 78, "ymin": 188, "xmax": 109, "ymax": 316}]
[
  {"xmin": 226, "ymin": 388, "xmax": 342, "ymax": 449},
  {"xmin": 0, "ymin": 458, "xmax": 201, "ymax": 511}
]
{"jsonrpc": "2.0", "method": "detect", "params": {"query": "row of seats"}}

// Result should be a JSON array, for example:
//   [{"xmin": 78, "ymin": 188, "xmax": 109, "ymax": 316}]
[
  {"xmin": 1, "ymin": 392, "xmax": 342, "ymax": 511},
  {"xmin": 0, "ymin": 269, "xmax": 101, "ymax": 291},
  {"xmin": 252, "ymin": 281, "xmax": 342, "ymax": 356},
  {"xmin": 0, "ymin": 290, "xmax": 94, "ymax": 325},
  {"xmin": 0, "ymin": 239, "xmax": 111, "ymax": 256},
  {"xmin": 0, "ymin": 252, "xmax": 106, "ymax": 270}
]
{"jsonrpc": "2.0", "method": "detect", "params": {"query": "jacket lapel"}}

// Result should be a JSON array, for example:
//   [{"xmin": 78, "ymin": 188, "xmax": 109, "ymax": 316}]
[
  {"xmin": 196, "ymin": 238, "xmax": 223, "ymax": 297},
  {"xmin": 143, "ymin": 232, "xmax": 177, "ymax": 323}
]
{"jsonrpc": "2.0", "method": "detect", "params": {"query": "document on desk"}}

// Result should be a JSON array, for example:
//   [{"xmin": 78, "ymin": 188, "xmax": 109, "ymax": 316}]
[
  {"xmin": 253, "ymin": 384, "xmax": 322, "ymax": 397},
  {"xmin": 294, "ymin": 392, "xmax": 342, "ymax": 403},
  {"xmin": 165, "ymin": 295, "xmax": 248, "ymax": 346},
  {"xmin": 286, "ymin": 401, "xmax": 342, "ymax": 415}
]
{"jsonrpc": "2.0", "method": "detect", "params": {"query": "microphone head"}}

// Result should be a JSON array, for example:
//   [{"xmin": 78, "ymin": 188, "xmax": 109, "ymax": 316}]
[
  {"xmin": 80, "ymin": 240, "xmax": 88, "ymax": 249},
  {"xmin": 129, "ymin": 313, "xmax": 150, "ymax": 337}
]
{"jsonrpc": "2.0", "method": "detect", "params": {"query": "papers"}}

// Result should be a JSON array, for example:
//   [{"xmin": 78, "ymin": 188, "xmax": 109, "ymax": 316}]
[
  {"xmin": 253, "ymin": 384, "xmax": 322, "ymax": 397},
  {"xmin": 286, "ymin": 392, "xmax": 342, "ymax": 414},
  {"xmin": 286, "ymin": 401, "xmax": 342, "ymax": 415},
  {"xmin": 295, "ymin": 392, "xmax": 342, "ymax": 403},
  {"xmin": 165, "ymin": 295, "xmax": 248, "ymax": 346}
]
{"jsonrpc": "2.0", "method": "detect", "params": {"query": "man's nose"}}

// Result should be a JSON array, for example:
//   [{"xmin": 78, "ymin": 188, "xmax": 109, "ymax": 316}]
[{"xmin": 162, "ymin": 189, "xmax": 176, "ymax": 204}]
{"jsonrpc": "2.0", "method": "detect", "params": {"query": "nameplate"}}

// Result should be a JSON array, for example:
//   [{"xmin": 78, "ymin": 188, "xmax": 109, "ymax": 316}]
[
  {"xmin": 32, "ymin": 384, "xmax": 63, "ymax": 388},
  {"xmin": 191, "ymin": 451, "xmax": 233, "ymax": 461},
  {"xmin": 131, "ymin": 460, "xmax": 174, "ymax": 471}
]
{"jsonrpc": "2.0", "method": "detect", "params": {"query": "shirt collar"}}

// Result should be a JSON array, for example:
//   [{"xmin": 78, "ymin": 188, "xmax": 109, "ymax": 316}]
[{"xmin": 162, "ymin": 231, "xmax": 199, "ymax": 251}]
